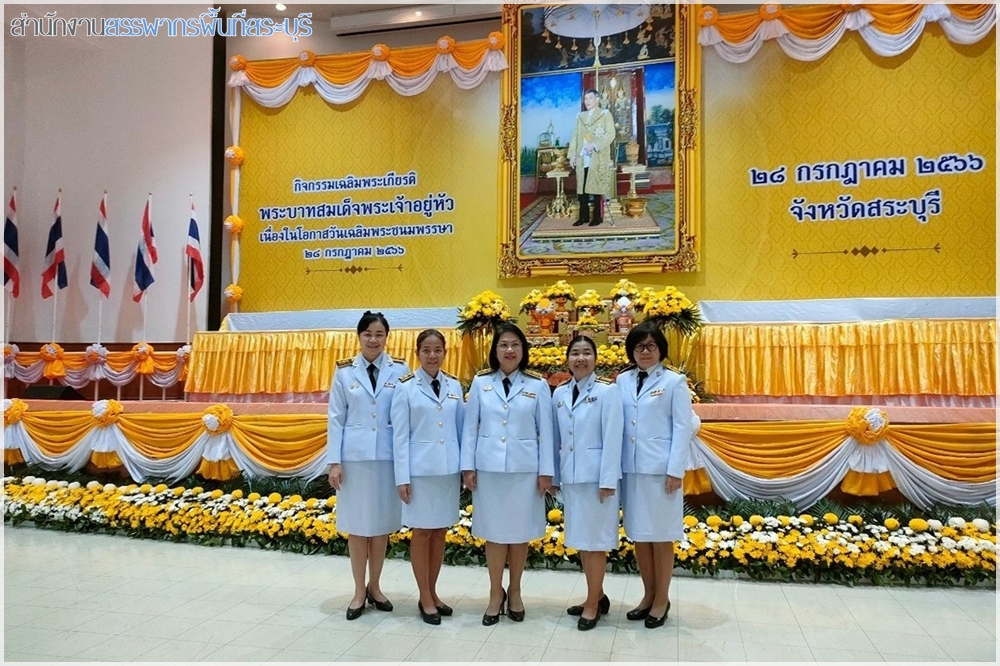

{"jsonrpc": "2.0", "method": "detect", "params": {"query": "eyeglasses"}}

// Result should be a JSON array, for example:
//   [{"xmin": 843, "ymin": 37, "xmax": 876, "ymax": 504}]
[
  {"xmin": 634, "ymin": 342, "xmax": 659, "ymax": 353},
  {"xmin": 497, "ymin": 343, "xmax": 522, "ymax": 351}
]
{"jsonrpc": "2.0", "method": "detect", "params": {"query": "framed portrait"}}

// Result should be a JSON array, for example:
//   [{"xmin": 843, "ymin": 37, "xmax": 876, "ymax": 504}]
[{"xmin": 497, "ymin": 3, "xmax": 701, "ymax": 278}]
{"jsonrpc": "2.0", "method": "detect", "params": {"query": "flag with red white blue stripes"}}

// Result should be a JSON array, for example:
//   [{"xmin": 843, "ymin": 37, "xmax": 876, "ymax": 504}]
[
  {"xmin": 132, "ymin": 195, "xmax": 157, "ymax": 303},
  {"xmin": 4, "ymin": 189, "xmax": 19, "ymax": 298},
  {"xmin": 41, "ymin": 193, "xmax": 68, "ymax": 299},
  {"xmin": 185, "ymin": 202, "xmax": 204, "ymax": 302},
  {"xmin": 90, "ymin": 193, "xmax": 111, "ymax": 298}
]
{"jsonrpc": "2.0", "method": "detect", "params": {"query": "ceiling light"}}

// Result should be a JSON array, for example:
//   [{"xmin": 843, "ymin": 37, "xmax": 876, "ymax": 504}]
[{"xmin": 275, "ymin": 3, "xmax": 286, "ymax": 11}]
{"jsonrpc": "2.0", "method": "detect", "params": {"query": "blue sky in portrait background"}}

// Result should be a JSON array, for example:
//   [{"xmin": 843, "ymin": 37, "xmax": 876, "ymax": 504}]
[
  {"xmin": 520, "ymin": 72, "xmax": 582, "ymax": 152},
  {"xmin": 643, "ymin": 61, "xmax": 676, "ymax": 116}
]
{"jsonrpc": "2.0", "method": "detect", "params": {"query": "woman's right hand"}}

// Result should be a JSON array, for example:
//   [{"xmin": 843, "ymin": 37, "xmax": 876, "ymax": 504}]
[
  {"xmin": 398, "ymin": 484, "xmax": 411, "ymax": 504},
  {"xmin": 327, "ymin": 464, "xmax": 344, "ymax": 491},
  {"xmin": 462, "ymin": 470, "xmax": 477, "ymax": 492}
]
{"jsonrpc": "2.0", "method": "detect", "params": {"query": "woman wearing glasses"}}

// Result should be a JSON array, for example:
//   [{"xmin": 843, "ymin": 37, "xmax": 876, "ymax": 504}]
[
  {"xmin": 390, "ymin": 329, "xmax": 464, "ymax": 625},
  {"xmin": 326, "ymin": 311, "xmax": 410, "ymax": 620},
  {"xmin": 461, "ymin": 322, "xmax": 554, "ymax": 626},
  {"xmin": 551, "ymin": 335, "xmax": 623, "ymax": 631},
  {"xmin": 616, "ymin": 321, "xmax": 694, "ymax": 629}
]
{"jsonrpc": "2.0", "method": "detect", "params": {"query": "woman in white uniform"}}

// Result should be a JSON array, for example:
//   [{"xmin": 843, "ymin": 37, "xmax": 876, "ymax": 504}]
[
  {"xmin": 616, "ymin": 321, "xmax": 693, "ymax": 629},
  {"xmin": 461, "ymin": 323, "xmax": 554, "ymax": 626},
  {"xmin": 390, "ymin": 329, "xmax": 464, "ymax": 625},
  {"xmin": 326, "ymin": 312, "xmax": 410, "ymax": 620},
  {"xmin": 551, "ymin": 336, "xmax": 623, "ymax": 631}
]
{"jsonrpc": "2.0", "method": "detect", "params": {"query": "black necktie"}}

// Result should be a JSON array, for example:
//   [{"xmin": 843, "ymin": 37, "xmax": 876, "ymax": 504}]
[
  {"xmin": 431, "ymin": 378, "xmax": 440, "ymax": 397},
  {"xmin": 367, "ymin": 363, "xmax": 378, "ymax": 391},
  {"xmin": 637, "ymin": 370, "xmax": 648, "ymax": 395},
  {"xmin": 572, "ymin": 385, "xmax": 579, "ymax": 406},
  {"xmin": 502, "ymin": 377, "xmax": 511, "ymax": 397}
]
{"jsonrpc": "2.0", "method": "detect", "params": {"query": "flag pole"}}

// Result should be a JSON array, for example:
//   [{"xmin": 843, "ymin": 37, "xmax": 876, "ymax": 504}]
[
  {"xmin": 97, "ymin": 189, "xmax": 107, "ymax": 346},
  {"xmin": 4, "ymin": 291, "xmax": 12, "ymax": 343},
  {"xmin": 186, "ymin": 193, "xmax": 193, "ymax": 344}
]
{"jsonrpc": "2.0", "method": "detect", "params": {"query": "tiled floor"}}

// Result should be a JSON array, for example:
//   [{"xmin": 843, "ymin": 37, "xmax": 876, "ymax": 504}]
[{"xmin": 3, "ymin": 526, "xmax": 996, "ymax": 662}]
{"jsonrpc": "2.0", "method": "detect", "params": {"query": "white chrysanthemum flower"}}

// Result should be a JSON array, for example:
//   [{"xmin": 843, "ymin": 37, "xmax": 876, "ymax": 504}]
[
  {"xmin": 864, "ymin": 407, "xmax": 886, "ymax": 432},
  {"xmin": 202, "ymin": 413, "xmax": 221, "ymax": 431},
  {"xmin": 947, "ymin": 517, "xmax": 967, "ymax": 529},
  {"xmin": 68, "ymin": 482, "xmax": 81, "ymax": 490},
  {"xmin": 927, "ymin": 519, "xmax": 942, "ymax": 531}
]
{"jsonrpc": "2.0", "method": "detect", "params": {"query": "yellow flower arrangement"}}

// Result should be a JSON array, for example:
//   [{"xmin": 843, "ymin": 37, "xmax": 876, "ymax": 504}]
[
  {"xmin": 4, "ymin": 398, "xmax": 28, "ymax": 426},
  {"xmin": 596, "ymin": 344, "xmax": 629, "ymax": 368},
  {"xmin": 519, "ymin": 289, "xmax": 545, "ymax": 314},
  {"xmin": 632, "ymin": 286, "xmax": 658, "ymax": 311},
  {"xmin": 528, "ymin": 345, "xmax": 566, "ymax": 369},
  {"xmin": 91, "ymin": 400, "xmax": 124, "ymax": 427},
  {"xmin": 456, "ymin": 290, "xmax": 513, "ymax": 333},
  {"xmin": 224, "ymin": 284, "xmax": 243, "ymax": 304},
  {"xmin": 575, "ymin": 289, "xmax": 605, "ymax": 313},
  {"xmin": 846, "ymin": 407, "xmax": 889, "ymax": 445},
  {"xmin": 576, "ymin": 314, "xmax": 600, "ymax": 328},
  {"xmin": 545, "ymin": 280, "xmax": 576, "ymax": 301},
  {"xmin": 609, "ymin": 278, "xmax": 640, "ymax": 300},
  {"xmin": 202, "ymin": 404, "xmax": 234, "ymax": 436},
  {"xmin": 224, "ymin": 146, "xmax": 245, "ymax": 166},
  {"xmin": 224, "ymin": 215, "xmax": 243, "ymax": 235},
  {"xmin": 642, "ymin": 286, "xmax": 703, "ymax": 335}
]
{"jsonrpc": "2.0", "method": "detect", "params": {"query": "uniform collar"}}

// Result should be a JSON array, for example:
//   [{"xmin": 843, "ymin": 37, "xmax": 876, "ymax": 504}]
[
  {"xmin": 570, "ymin": 372, "xmax": 596, "ymax": 393},
  {"xmin": 357, "ymin": 351, "xmax": 387, "ymax": 370},
  {"xmin": 416, "ymin": 366, "xmax": 442, "ymax": 384}
]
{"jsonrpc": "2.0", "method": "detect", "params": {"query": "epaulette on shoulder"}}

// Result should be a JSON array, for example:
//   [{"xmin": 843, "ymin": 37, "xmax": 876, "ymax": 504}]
[
  {"xmin": 596, "ymin": 377, "xmax": 614, "ymax": 385},
  {"xmin": 391, "ymin": 355, "xmax": 406, "ymax": 364},
  {"xmin": 523, "ymin": 369, "xmax": 545, "ymax": 380},
  {"xmin": 398, "ymin": 373, "xmax": 414, "ymax": 383},
  {"xmin": 476, "ymin": 368, "xmax": 493, "ymax": 377},
  {"xmin": 336, "ymin": 358, "xmax": 353, "ymax": 368},
  {"xmin": 557, "ymin": 377, "xmax": 573, "ymax": 387},
  {"xmin": 441, "ymin": 371, "xmax": 458, "ymax": 382}
]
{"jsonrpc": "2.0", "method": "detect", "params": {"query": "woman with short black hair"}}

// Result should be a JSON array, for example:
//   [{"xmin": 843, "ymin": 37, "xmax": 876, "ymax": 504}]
[{"xmin": 616, "ymin": 320, "xmax": 694, "ymax": 629}]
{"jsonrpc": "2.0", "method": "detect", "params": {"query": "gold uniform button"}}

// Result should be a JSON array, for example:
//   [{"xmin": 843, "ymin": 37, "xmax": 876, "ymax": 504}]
[
  {"xmin": 440, "ymin": 439, "xmax": 445, "ymax": 444},
  {"xmin": 632, "ymin": 420, "xmax": 636, "ymax": 425},
  {"xmin": 501, "ymin": 420, "xmax": 507, "ymax": 426},
  {"xmin": 371, "ymin": 399, "xmax": 376, "ymax": 406},
  {"xmin": 437, "ymin": 405, "xmax": 442, "ymax": 411},
  {"xmin": 502, "ymin": 405, "xmax": 508, "ymax": 410},
  {"xmin": 631, "ymin": 437, "xmax": 636, "ymax": 442},
  {"xmin": 500, "ymin": 437, "xmax": 506, "ymax": 442},
  {"xmin": 438, "ymin": 421, "xmax": 443, "ymax": 427}
]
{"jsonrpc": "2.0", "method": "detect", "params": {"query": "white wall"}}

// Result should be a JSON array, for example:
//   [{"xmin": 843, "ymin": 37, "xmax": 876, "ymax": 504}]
[{"xmin": 3, "ymin": 4, "xmax": 213, "ymax": 344}]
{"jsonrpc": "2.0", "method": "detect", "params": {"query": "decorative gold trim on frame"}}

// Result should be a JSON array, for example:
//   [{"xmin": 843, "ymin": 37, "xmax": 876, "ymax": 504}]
[{"xmin": 497, "ymin": 3, "xmax": 702, "ymax": 278}]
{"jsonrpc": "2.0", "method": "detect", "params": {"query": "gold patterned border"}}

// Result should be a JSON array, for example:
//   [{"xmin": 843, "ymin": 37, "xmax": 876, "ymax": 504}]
[{"xmin": 497, "ymin": 3, "xmax": 701, "ymax": 278}]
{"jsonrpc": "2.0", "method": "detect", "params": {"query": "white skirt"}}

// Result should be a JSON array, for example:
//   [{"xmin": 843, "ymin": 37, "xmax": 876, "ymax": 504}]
[
  {"xmin": 472, "ymin": 471, "xmax": 545, "ymax": 544},
  {"xmin": 336, "ymin": 460, "xmax": 402, "ymax": 537},
  {"xmin": 402, "ymin": 474, "xmax": 460, "ymax": 529},
  {"xmin": 562, "ymin": 482, "xmax": 620, "ymax": 552},
  {"xmin": 622, "ymin": 473, "xmax": 683, "ymax": 542}
]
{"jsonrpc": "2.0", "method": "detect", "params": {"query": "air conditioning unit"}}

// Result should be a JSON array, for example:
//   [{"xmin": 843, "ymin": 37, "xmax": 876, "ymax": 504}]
[{"xmin": 330, "ymin": 4, "xmax": 502, "ymax": 36}]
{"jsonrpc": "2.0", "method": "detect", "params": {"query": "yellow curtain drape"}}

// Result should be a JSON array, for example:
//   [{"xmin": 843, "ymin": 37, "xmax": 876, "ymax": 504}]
[
  {"xmin": 692, "ymin": 319, "xmax": 996, "ymax": 397},
  {"xmin": 13, "ymin": 351, "xmax": 183, "ymax": 374},
  {"xmin": 704, "ymin": 4, "xmax": 993, "ymax": 41},
  {"xmin": 186, "ymin": 329, "xmax": 464, "ymax": 395},
  {"xmin": 841, "ymin": 470, "xmax": 897, "ymax": 495},
  {"xmin": 697, "ymin": 421, "xmax": 848, "ymax": 479},
  {"xmin": 20, "ymin": 412, "xmax": 96, "ymax": 456},
  {"xmin": 241, "ymin": 35, "xmax": 498, "ymax": 88},
  {"xmin": 116, "ymin": 415, "xmax": 207, "ymax": 459},
  {"xmin": 886, "ymin": 424, "xmax": 997, "ymax": 482},
  {"xmin": 230, "ymin": 415, "xmax": 328, "ymax": 471}
]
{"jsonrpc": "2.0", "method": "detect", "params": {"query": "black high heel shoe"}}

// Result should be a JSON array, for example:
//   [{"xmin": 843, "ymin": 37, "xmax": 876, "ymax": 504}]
[
  {"xmin": 577, "ymin": 614, "xmax": 600, "ymax": 631},
  {"xmin": 644, "ymin": 601, "xmax": 670, "ymax": 629},
  {"xmin": 346, "ymin": 601, "xmax": 365, "ymax": 621},
  {"xmin": 435, "ymin": 603, "xmax": 454, "ymax": 617},
  {"xmin": 626, "ymin": 604, "xmax": 651, "ymax": 621},
  {"xmin": 482, "ymin": 590, "xmax": 506, "ymax": 626},
  {"xmin": 366, "ymin": 586, "xmax": 393, "ymax": 612},
  {"xmin": 418, "ymin": 602, "xmax": 441, "ymax": 625},
  {"xmin": 506, "ymin": 588, "xmax": 525, "ymax": 622},
  {"xmin": 567, "ymin": 594, "xmax": 610, "ymax": 617}
]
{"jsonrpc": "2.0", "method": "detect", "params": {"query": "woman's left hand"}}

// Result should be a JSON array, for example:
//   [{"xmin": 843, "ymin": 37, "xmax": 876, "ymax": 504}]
[
  {"xmin": 537, "ymin": 475, "xmax": 553, "ymax": 496},
  {"xmin": 665, "ymin": 475, "xmax": 683, "ymax": 494},
  {"xmin": 598, "ymin": 487, "xmax": 616, "ymax": 503}
]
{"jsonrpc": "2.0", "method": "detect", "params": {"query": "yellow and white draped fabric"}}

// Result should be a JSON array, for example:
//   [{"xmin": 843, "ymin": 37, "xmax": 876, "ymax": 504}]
[
  {"xmin": 4, "ymin": 343, "xmax": 190, "ymax": 390},
  {"xmin": 697, "ymin": 4, "xmax": 996, "ymax": 63},
  {"xmin": 223, "ymin": 34, "xmax": 507, "ymax": 313},
  {"xmin": 684, "ymin": 410, "xmax": 996, "ymax": 510}
]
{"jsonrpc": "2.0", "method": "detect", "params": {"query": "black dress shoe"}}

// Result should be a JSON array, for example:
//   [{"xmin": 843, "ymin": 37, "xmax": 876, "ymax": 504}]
[
  {"xmin": 626, "ymin": 605, "xmax": 651, "ymax": 621},
  {"xmin": 577, "ymin": 614, "xmax": 600, "ymax": 631},
  {"xmin": 366, "ymin": 586, "xmax": 393, "ymax": 612},
  {"xmin": 644, "ymin": 601, "xmax": 671, "ymax": 629},
  {"xmin": 482, "ymin": 590, "xmax": 506, "ymax": 626},
  {"xmin": 588, "ymin": 219, "xmax": 602, "ymax": 226},
  {"xmin": 418, "ymin": 602, "xmax": 441, "ymax": 625},
  {"xmin": 572, "ymin": 218, "xmax": 588, "ymax": 226},
  {"xmin": 346, "ymin": 603, "xmax": 365, "ymax": 621},
  {"xmin": 567, "ymin": 594, "xmax": 610, "ymax": 616},
  {"xmin": 435, "ymin": 603, "xmax": 454, "ymax": 616},
  {"xmin": 506, "ymin": 589, "xmax": 525, "ymax": 622}
]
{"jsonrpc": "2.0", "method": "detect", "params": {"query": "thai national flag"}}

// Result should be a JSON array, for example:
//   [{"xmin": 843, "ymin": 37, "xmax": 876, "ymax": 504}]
[
  {"xmin": 4, "ymin": 189, "xmax": 19, "ymax": 298},
  {"xmin": 90, "ymin": 193, "xmax": 111, "ymax": 298},
  {"xmin": 132, "ymin": 195, "xmax": 158, "ymax": 303},
  {"xmin": 185, "ymin": 203, "xmax": 204, "ymax": 302},
  {"xmin": 41, "ymin": 193, "xmax": 68, "ymax": 299}
]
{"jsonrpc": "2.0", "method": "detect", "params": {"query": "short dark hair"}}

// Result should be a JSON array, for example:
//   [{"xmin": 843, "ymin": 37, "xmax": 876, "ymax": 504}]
[
  {"xmin": 566, "ymin": 335, "xmax": 597, "ymax": 356},
  {"xmin": 416, "ymin": 328, "xmax": 446, "ymax": 350},
  {"xmin": 356, "ymin": 311, "xmax": 389, "ymax": 335},
  {"xmin": 624, "ymin": 321, "xmax": 669, "ymax": 365},
  {"xmin": 584, "ymin": 88, "xmax": 598, "ymax": 97},
  {"xmin": 488, "ymin": 322, "xmax": 530, "ymax": 372}
]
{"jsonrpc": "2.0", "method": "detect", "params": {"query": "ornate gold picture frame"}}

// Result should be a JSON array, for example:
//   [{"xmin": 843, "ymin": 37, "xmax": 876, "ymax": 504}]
[{"xmin": 497, "ymin": 3, "xmax": 701, "ymax": 278}]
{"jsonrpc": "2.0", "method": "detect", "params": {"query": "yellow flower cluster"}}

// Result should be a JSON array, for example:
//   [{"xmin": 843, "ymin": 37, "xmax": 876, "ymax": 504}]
[
  {"xmin": 574, "ymin": 289, "xmax": 605, "ymax": 312},
  {"xmin": 545, "ymin": 280, "xmax": 576, "ymax": 300},
  {"xmin": 518, "ymin": 289, "xmax": 544, "ymax": 314},
  {"xmin": 632, "ymin": 286, "xmax": 658, "ymax": 310},
  {"xmin": 528, "ymin": 346, "xmax": 566, "ymax": 368},
  {"xmin": 576, "ymin": 315, "xmax": 600, "ymax": 328},
  {"xmin": 596, "ymin": 344, "xmax": 628, "ymax": 368},
  {"xmin": 458, "ymin": 290, "xmax": 512, "ymax": 323},
  {"xmin": 609, "ymin": 278, "xmax": 640, "ymax": 300},
  {"xmin": 643, "ymin": 286, "xmax": 694, "ymax": 318}
]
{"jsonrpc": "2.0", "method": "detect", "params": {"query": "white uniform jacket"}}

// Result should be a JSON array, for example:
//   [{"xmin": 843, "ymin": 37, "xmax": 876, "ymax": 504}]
[
  {"xmin": 460, "ymin": 369, "xmax": 555, "ymax": 476},
  {"xmin": 390, "ymin": 368, "xmax": 465, "ymax": 486},
  {"xmin": 326, "ymin": 352, "xmax": 410, "ymax": 465},
  {"xmin": 616, "ymin": 365, "xmax": 693, "ymax": 479},
  {"xmin": 551, "ymin": 373, "xmax": 624, "ymax": 489}
]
